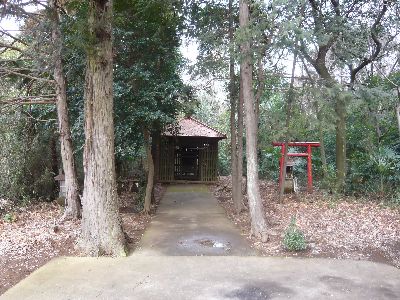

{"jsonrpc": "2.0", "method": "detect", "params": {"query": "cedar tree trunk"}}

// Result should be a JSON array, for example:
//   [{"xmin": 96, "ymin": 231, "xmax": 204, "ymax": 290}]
[
  {"xmin": 236, "ymin": 72, "xmax": 244, "ymax": 207},
  {"xmin": 254, "ymin": 56, "xmax": 265, "ymax": 127},
  {"xmin": 335, "ymin": 96, "xmax": 346, "ymax": 192},
  {"xmin": 229, "ymin": 0, "xmax": 242, "ymax": 213},
  {"xmin": 316, "ymin": 103, "xmax": 328, "ymax": 178},
  {"xmin": 396, "ymin": 99, "xmax": 400, "ymax": 137},
  {"xmin": 143, "ymin": 129, "xmax": 154, "ymax": 213},
  {"xmin": 50, "ymin": 0, "xmax": 81, "ymax": 220},
  {"xmin": 239, "ymin": 0, "xmax": 268, "ymax": 240},
  {"xmin": 50, "ymin": 133, "xmax": 59, "ymax": 199},
  {"xmin": 81, "ymin": 0, "xmax": 126, "ymax": 256}
]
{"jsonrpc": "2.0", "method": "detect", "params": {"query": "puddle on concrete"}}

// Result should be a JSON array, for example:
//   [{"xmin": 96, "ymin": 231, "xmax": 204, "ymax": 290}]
[
  {"xmin": 195, "ymin": 239, "xmax": 227, "ymax": 248},
  {"xmin": 177, "ymin": 235, "xmax": 232, "ymax": 253},
  {"xmin": 197, "ymin": 239, "xmax": 214, "ymax": 247}
]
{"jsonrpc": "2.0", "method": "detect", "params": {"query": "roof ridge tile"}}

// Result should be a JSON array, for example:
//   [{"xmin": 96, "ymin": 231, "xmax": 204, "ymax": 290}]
[
  {"xmin": 186, "ymin": 116, "xmax": 226, "ymax": 137},
  {"xmin": 162, "ymin": 117, "xmax": 226, "ymax": 139}
]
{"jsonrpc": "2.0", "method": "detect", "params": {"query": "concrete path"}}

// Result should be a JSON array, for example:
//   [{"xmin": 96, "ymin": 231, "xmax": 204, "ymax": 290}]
[
  {"xmin": 2, "ymin": 256, "xmax": 400, "ymax": 299},
  {"xmin": 136, "ymin": 184, "xmax": 256, "ymax": 256}
]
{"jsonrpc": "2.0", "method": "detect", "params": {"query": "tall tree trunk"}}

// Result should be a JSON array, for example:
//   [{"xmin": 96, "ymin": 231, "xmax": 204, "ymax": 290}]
[
  {"xmin": 81, "ymin": 0, "xmax": 126, "ymax": 256},
  {"xmin": 319, "ymin": 126, "xmax": 328, "ymax": 177},
  {"xmin": 229, "ymin": 0, "xmax": 242, "ymax": 213},
  {"xmin": 153, "ymin": 131, "xmax": 160, "ymax": 182},
  {"xmin": 50, "ymin": 132, "xmax": 59, "ymax": 199},
  {"xmin": 236, "ymin": 72, "xmax": 244, "ymax": 207},
  {"xmin": 50, "ymin": 0, "xmax": 81, "ymax": 220},
  {"xmin": 279, "ymin": 51, "xmax": 297, "ymax": 202},
  {"xmin": 396, "ymin": 88, "xmax": 400, "ymax": 136},
  {"xmin": 230, "ymin": 87, "xmax": 239, "ymax": 211},
  {"xmin": 255, "ymin": 56, "xmax": 265, "ymax": 128},
  {"xmin": 143, "ymin": 129, "xmax": 154, "ymax": 214},
  {"xmin": 321, "ymin": 77, "xmax": 347, "ymax": 191},
  {"xmin": 239, "ymin": 0, "xmax": 268, "ymax": 241},
  {"xmin": 335, "ymin": 96, "xmax": 346, "ymax": 192},
  {"xmin": 397, "ymin": 104, "xmax": 400, "ymax": 137},
  {"xmin": 315, "ymin": 102, "xmax": 328, "ymax": 178}
]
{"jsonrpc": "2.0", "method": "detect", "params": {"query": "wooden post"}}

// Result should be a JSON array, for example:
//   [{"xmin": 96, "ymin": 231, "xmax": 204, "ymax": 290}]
[
  {"xmin": 153, "ymin": 132, "xmax": 160, "ymax": 182},
  {"xmin": 279, "ymin": 144, "xmax": 285, "ymax": 188},
  {"xmin": 307, "ymin": 144, "xmax": 312, "ymax": 193}
]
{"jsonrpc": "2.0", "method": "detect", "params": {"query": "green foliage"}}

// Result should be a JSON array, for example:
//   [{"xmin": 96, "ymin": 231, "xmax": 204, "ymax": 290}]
[
  {"xmin": 283, "ymin": 217, "xmax": 307, "ymax": 252},
  {"xmin": 218, "ymin": 145, "xmax": 231, "ymax": 176},
  {"xmin": 345, "ymin": 80, "xmax": 400, "ymax": 196},
  {"xmin": 370, "ymin": 147, "xmax": 399, "ymax": 177},
  {"xmin": 3, "ymin": 213, "xmax": 17, "ymax": 223},
  {"xmin": 135, "ymin": 180, "xmax": 147, "ymax": 211},
  {"xmin": 0, "ymin": 110, "xmax": 57, "ymax": 203},
  {"xmin": 259, "ymin": 147, "xmax": 280, "ymax": 179},
  {"xmin": 59, "ymin": 0, "xmax": 189, "ymax": 180},
  {"xmin": 389, "ymin": 190, "xmax": 400, "ymax": 207}
]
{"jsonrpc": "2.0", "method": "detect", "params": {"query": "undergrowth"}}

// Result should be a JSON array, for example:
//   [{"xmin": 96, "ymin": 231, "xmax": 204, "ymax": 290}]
[{"xmin": 283, "ymin": 217, "xmax": 307, "ymax": 251}]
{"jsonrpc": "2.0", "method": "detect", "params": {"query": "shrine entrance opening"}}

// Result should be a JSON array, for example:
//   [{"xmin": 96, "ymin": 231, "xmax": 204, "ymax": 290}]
[{"xmin": 174, "ymin": 146, "xmax": 200, "ymax": 181}]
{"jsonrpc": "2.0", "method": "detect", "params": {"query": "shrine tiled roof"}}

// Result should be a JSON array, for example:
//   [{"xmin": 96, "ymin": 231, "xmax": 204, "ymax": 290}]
[{"xmin": 163, "ymin": 117, "xmax": 226, "ymax": 139}]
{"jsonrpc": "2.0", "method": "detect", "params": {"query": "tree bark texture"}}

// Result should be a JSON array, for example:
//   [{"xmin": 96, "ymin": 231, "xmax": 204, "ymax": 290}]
[
  {"xmin": 81, "ymin": 0, "xmax": 126, "ymax": 256},
  {"xmin": 236, "ymin": 70, "xmax": 244, "ymax": 207},
  {"xmin": 255, "ymin": 55, "xmax": 265, "ymax": 128},
  {"xmin": 230, "ymin": 81, "xmax": 239, "ymax": 212},
  {"xmin": 229, "ymin": 0, "xmax": 242, "ymax": 213},
  {"xmin": 143, "ymin": 129, "xmax": 154, "ymax": 213},
  {"xmin": 316, "ymin": 103, "xmax": 328, "ymax": 178},
  {"xmin": 153, "ymin": 131, "xmax": 161, "ymax": 182},
  {"xmin": 50, "ymin": 0, "xmax": 81, "ymax": 220},
  {"xmin": 396, "ymin": 101, "xmax": 400, "ymax": 137},
  {"xmin": 50, "ymin": 132, "xmax": 59, "ymax": 199},
  {"xmin": 335, "ymin": 96, "xmax": 346, "ymax": 192},
  {"xmin": 239, "ymin": 0, "xmax": 268, "ymax": 240}
]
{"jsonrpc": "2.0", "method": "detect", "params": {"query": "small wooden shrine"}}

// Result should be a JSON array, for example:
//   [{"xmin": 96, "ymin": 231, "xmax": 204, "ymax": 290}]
[{"xmin": 155, "ymin": 117, "xmax": 226, "ymax": 183}]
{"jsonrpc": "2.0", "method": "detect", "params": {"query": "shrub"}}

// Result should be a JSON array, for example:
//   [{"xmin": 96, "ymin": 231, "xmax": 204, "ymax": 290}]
[
  {"xmin": 283, "ymin": 217, "xmax": 307, "ymax": 251},
  {"xmin": 3, "ymin": 213, "xmax": 17, "ymax": 223},
  {"xmin": 0, "ymin": 111, "xmax": 57, "ymax": 203},
  {"xmin": 388, "ymin": 189, "xmax": 400, "ymax": 207}
]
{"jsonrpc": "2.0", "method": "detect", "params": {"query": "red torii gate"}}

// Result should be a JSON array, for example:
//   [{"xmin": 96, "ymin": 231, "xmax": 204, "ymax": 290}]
[{"xmin": 272, "ymin": 142, "xmax": 320, "ymax": 193}]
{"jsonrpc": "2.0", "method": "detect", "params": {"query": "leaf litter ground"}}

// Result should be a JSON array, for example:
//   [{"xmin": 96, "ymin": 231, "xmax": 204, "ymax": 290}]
[
  {"xmin": 0, "ymin": 184, "xmax": 165, "ymax": 295},
  {"xmin": 212, "ymin": 176, "xmax": 400, "ymax": 268}
]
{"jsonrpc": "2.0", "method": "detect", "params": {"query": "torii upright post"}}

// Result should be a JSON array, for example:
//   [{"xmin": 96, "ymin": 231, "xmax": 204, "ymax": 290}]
[
  {"xmin": 272, "ymin": 142, "xmax": 320, "ymax": 193},
  {"xmin": 307, "ymin": 144, "xmax": 312, "ymax": 192}
]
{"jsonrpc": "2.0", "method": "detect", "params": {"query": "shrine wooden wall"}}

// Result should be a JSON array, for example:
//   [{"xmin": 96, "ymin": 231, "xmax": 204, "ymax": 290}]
[{"xmin": 157, "ymin": 137, "xmax": 218, "ymax": 183}]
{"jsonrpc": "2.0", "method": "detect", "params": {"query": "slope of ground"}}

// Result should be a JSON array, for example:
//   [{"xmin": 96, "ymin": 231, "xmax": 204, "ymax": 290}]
[
  {"xmin": 0, "ymin": 184, "xmax": 164, "ymax": 295},
  {"xmin": 212, "ymin": 176, "xmax": 400, "ymax": 268}
]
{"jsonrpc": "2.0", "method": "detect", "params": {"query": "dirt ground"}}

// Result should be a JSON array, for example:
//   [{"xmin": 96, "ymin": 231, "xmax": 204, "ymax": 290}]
[
  {"xmin": 212, "ymin": 176, "xmax": 400, "ymax": 268},
  {"xmin": 0, "ymin": 184, "xmax": 165, "ymax": 295}
]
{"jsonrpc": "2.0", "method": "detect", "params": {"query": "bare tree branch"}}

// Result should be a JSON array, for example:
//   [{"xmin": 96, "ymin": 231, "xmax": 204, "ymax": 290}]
[
  {"xmin": 0, "ymin": 68, "xmax": 54, "ymax": 82},
  {"xmin": 0, "ymin": 41, "xmax": 25, "ymax": 53},
  {"xmin": 0, "ymin": 27, "xmax": 28, "ymax": 45},
  {"xmin": 350, "ymin": 1, "xmax": 389, "ymax": 83}
]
